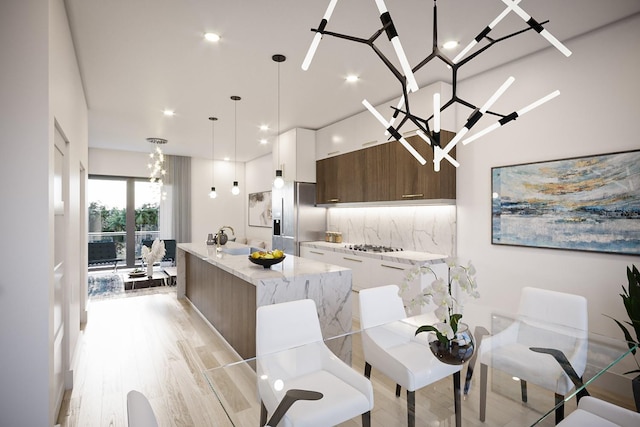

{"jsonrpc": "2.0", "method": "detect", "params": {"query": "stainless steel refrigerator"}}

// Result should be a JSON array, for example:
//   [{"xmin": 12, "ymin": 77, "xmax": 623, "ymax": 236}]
[{"xmin": 272, "ymin": 182, "xmax": 326, "ymax": 256}]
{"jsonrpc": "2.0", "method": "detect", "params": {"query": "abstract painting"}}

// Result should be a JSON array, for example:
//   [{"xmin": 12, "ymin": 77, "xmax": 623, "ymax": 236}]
[
  {"xmin": 492, "ymin": 150, "xmax": 640, "ymax": 255},
  {"xmin": 249, "ymin": 191, "xmax": 272, "ymax": 227}
]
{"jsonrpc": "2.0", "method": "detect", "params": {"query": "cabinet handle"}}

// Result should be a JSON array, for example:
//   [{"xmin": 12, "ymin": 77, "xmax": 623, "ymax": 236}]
[
  {"xmin": 327, "ymin": 150, "xmax": 340, "ymax": 156},
  {"xmin": 343, "ymin": 257, "xmax": 363, "ymax": 263},
  {"xmin": 381, "ymin": 264, "xmax": 405, "ymax": 271},
  {"xmin": 327, "ymin": 198, "xmax": 340, "ymax": 202},
  {"xmin": 401, "ymin": 193, "xmax": 424, "ymax": 198},
  {"xmin": 361, "ymin": 140, "xmax": 377, "ymax": 147},
  {"xmin": 309, "ymin": 251, "xmax": 324, "ymax": 255}
]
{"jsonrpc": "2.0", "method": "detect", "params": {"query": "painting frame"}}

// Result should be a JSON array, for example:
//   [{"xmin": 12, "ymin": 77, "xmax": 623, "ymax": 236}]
[
  {"xmin": 248, "ymin": 190, "xmax": 272, "ymax": 228},
  {"xmin": 491, "ymin": 149, "xmax": 640, "ymax": 256}
]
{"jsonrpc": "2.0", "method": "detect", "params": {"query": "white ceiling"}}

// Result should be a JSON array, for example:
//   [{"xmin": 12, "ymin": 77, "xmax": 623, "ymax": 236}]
[{"xmin": 64, "ymin": 0, "xmax": 640, "ymax": 162}]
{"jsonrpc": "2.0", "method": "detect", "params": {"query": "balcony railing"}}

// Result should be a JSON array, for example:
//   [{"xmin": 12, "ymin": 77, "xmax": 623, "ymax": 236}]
[{"xmin": 88, "ymin": 230, "xmax": 160, "ymax": 259}]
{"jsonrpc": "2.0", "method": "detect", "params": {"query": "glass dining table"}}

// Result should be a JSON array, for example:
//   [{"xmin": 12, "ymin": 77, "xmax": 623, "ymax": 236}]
[{"xmin": 202, "ymin": 311, "xmax": 637, "ymax": 427}]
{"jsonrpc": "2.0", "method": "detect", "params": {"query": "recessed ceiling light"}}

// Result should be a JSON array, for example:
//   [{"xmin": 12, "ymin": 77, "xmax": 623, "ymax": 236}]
[
  {"xmin": 442, "ymin": 40, "xmax": 459, "ymax": 50},
  {"xmin": 260, "ymin": 124, "xmax": 269, "ymax": 131},
  {"xmin": 260, "ymin": 139, "xmax": 268, "ymax": 145},
  {"xmin": 204, "ymin": 32, "xmax": 220, "ymax": 42},
  {"xmin": 163, "ymin": 109, "xmax": 174, "ymax": 116},
  {"xmin": 346, "ymin": 75, "xmax": 359, "ymax": 83},
  {"xmin": 223, "ymin": 156, "xmax": 230, "ymax": 161}
]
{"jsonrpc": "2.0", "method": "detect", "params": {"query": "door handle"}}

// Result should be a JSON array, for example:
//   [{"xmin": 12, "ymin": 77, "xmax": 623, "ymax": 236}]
[{"xmin": 381, "ymin": 264, "xmax": 405, "ymax": 271}]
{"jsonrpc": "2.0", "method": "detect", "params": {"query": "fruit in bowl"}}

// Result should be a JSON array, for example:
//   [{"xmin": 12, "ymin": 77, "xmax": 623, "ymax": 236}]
[{"xmin": 249, "ymin": 249, "xmax": 286, "ymax": 268}]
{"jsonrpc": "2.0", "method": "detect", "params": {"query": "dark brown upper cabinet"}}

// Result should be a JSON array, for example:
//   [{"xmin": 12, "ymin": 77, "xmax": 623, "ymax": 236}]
[{"xmin": 316, "ymin": 130, "xmax": 456, "ymax": 205}]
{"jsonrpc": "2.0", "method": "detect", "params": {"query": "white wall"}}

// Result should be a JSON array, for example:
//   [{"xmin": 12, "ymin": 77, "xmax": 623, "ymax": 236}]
[
  {"xmin": 0, "ymin": 0, "xmax": 88, "ymax": 424},
  {"xmin": 455, "ymin": 15, "xmax": 640, "ymax": 341},
  {"xmin": 245, "ymin": 154, "xmax": 274, "ymax": 245},
  {"xmin": 88, "ymin": 147, "xmax": 151, "ymax": 177},
  {"xmin": 191, "ymin": 156, "xmax": 246, "ymax": 244}
]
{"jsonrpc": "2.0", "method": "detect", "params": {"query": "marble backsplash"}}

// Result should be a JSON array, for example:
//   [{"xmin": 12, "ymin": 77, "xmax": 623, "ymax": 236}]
[{"xmin": 326, "ymin": 205, "xmax": 456, "ymax": 256}]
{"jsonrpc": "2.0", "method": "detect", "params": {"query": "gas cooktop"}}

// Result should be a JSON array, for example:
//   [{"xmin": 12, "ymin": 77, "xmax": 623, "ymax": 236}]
[{"xmin": 345, "ymin": 244, "xmax": 403, "ymax": 253}]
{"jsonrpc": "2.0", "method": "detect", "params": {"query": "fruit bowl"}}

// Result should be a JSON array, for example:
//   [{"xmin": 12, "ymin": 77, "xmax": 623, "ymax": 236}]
[{"xmin": 248, "ymin": 254, "xmax": 286, "ymax": 268}]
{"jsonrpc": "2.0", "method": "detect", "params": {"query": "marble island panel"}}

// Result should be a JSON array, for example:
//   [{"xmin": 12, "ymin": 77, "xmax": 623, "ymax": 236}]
[{"xmin": 176, "ymin": 242, "xmax": 353, "ymax": 361}]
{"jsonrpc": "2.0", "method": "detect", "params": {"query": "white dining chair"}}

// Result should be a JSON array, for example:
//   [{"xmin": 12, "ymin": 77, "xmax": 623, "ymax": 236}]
[
  {"xmin": 256, "ymin": 299, "xmax": 374, "ymax": 427},
  {"xmin": 478, "ymin": 287, "xmax": 588, "ymax": 424},
  {"xmin": 557, "ymin": 396, "xmax": 640, "ymax": 427},
  {"xmin": 359, "ymin": 284, "xmax": 463, "ymax": 427},
  {"xmin": 127, "ymin": 390, "xmax": 158, "ymax": 427}
]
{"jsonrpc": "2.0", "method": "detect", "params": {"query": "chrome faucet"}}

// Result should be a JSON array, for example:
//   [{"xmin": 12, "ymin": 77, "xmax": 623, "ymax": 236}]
[{"xmin": 216, "ymin": 225, "xmax": 235, "ymax": 248}]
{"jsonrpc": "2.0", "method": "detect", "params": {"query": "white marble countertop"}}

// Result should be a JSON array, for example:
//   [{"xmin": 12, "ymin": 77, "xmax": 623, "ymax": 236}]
[
  {"xmin": 178, "ymin": 242, "xmax": 350, "ymax": 286},
  {"xmin": 301, "ymin": 241, "xmax": 448, "ymax": 265}
]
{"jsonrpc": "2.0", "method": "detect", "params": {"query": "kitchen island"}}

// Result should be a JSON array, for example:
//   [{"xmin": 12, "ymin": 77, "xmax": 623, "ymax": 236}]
[{"xmin": 176, "ymin": 242, "xmax": 352, "ymax": 360}]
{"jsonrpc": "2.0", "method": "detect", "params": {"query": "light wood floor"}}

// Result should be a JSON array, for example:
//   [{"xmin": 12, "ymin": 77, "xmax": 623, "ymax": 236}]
[{"xmin": 57, "ymin": 290, "xmax": 634, "ymax": 426}]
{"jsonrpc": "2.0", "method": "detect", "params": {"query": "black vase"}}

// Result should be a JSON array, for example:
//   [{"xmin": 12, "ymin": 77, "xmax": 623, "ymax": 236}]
[{"xmin": 428, "ymin": 323, "xmax": 475, "ymax": 365}]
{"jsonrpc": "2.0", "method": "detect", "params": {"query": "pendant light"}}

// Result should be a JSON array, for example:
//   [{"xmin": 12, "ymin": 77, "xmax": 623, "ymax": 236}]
[
  {"xmin": 208, "ymin": 116, "xmax": 218, "ymax": 199},
  {"xmin": 231, "ymin": 95, "xmax": 241, "ymax": 195},
  {"xmin": 273, "ymin": 54, "xmax": 286, "ymax": 189}
]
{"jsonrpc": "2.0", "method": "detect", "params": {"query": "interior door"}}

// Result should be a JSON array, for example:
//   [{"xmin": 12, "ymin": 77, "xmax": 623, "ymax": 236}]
[{"xmin": 53, "ymin": 129, "xmax": 66, "ymax": 418}]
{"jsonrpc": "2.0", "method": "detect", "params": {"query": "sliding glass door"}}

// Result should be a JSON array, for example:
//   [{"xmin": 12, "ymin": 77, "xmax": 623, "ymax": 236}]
[{"xmin": 88, "ymin": 176, "xmax": 161, "ymax": 267}]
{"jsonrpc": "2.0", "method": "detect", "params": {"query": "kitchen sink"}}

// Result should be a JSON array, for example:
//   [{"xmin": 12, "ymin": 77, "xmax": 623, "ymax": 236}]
[{"xmin": 220, "ymin": 246, "xmax": 262, "ymax": 255}]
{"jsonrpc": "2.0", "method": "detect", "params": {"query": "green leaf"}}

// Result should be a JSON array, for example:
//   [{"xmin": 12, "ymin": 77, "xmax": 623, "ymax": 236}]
[
  {"xmin": 604, "ymin": 314, "xmax": 637, "ymax": 354},
  {"xmin": 416, "ymin": 325, "xmax": 448, "ymax": 345}
]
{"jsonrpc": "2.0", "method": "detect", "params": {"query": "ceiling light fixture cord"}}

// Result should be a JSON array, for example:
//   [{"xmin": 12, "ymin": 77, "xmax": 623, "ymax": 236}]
[
  {"xmin": 273, "ymin": 54, "xmax": 286, "ymax": 189},
  {"xmin": 231, "ymin": 95, "xmax": 241, "ymax": 195},
  {"xmin": 209, "ymin": 116, "xmax": 218, "ymax": 199}
]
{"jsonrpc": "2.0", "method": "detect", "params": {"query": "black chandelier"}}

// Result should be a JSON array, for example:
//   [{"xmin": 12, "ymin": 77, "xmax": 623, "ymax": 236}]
[{"xmin": 302, "ymin": 0, "xmax": 571, "ymax": 171}]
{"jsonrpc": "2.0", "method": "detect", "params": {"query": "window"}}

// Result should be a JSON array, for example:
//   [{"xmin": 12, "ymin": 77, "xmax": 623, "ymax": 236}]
[{"xmin": 88, "ymin": 176, "xmax": 162, "ymax": 267}]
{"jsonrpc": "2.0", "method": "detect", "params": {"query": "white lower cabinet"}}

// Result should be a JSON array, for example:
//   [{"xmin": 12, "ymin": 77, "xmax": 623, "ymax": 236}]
[{"xmin": 300, "ymin": 246, "xmax": 448, "ymax": 319}]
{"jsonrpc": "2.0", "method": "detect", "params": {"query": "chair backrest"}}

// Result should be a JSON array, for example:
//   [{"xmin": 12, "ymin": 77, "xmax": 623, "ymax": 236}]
[
  {"xmin": 359, "ymin": 285, "xmax": 407, "ymax": 329},
  {"xmin": 256, "ymin": 299, "xmax": 323, "ymax": 356},
  {"xmin": 141, "ymin": 239, "xmax": 176, "ymax": 262},
  {"xmin": 127, "ymin": 390, "xmax": 158, "ymax": 427},
  {"xmin": 88, "ymin": 241, "xmax": 117, "ymax": 263},
  {"xmin": 518, "ymin": 287, "xmax": 588, "ymax": 331}
]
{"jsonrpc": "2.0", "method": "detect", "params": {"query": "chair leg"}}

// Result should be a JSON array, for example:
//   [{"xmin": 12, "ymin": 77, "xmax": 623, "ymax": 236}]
[
  {"xmin": 362, "ymin": 410, "xmax": 371, "ymax": 427},
  {"xmin": 407, "ymin": 390, "xmax": 415, "ymax": 427},
  {"xmin": 480, "ymin": 363, "xmax": 488, "ymax": 422},
  {"xmin": 396, "ymin": 384, "xmax": 401, "ymax": 397},
  {"xmin": 453, "ymin": 371, "xmax": 461, "ymax": 427},
  {"xmin": 520, "ymin": 379, "xmax": 528, "ymax": 403},
  {"xmin": 364, "ymin": 362, "xmax": 372, "ymax": 379},
  {"xmin": 555, "ymin": 393, "xmax": 565, "ymax": 424},
  {"xmin": 260, "ymin": 401, "xmax": 267, "ymax": 427}
]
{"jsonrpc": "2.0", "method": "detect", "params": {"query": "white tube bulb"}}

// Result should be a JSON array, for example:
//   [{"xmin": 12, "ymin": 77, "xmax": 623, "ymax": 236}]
[
  {"xmin": 301, "ymin": 0, "xmax": 339, "ymax": 70},
  {"xmin": 501, "ymin": 0, "xmax": 571, "ymax": 57},
  {"xmin": 433, "ymin": 93, "xmax": 441, "ymax": 133},
  {"xmin": 454, "ymin": 0, "xmax": 522, "ymax": 64},
  {"xmin": 441, "ymin": 127, "xmax": 468, "ymax": 156},
  {"xmin": 462, "ymin": 122, "xmax": 500, "ymax": 145},
  {"xmin": 302, "ymin": 34, "xmax": 322, "ymax": 71},
  {"xmin": 416, "ymin": 130, "xmax": 431, "ymax": 146},
  {"xmin": 481, "ymin": 76, "xmax": 515, "ymax": 113},
  {"xmin": 362, "ymin": 99, "xmax": 388, "ymax": 125},
  {"xmin": 363, "ymin": 99, "xmax": 426, "ymax": 165},
  {"xmin": 397, "ymin": 137, "xmax": 426, "ymax": 165},
  {"xmin": 391, "ymin": 37, "xmax": 419, "ymax": 93},
  {"xmin": 453, "ymin": 40, "xmax": 477, "ymax": 64},
  {"xmin": 417, "ymin": 130, "xmax": 460, "ymax": 167},
  {"xmin": 462, "ymin": 90, "xmax": 560, "ymax": 146},
  {"xmin": 517, "ymin": 90, "xmax": 560, "ymax": 115},
  {"xmin": 540, "ymin": 29, "xmax": 572, "ymax": 57}
]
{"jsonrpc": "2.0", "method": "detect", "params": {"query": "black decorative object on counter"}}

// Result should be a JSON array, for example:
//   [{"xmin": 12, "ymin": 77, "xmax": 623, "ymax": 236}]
[{"xmin": 249, "ymin": 255, "xmax": 286, "ymax": 269}]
